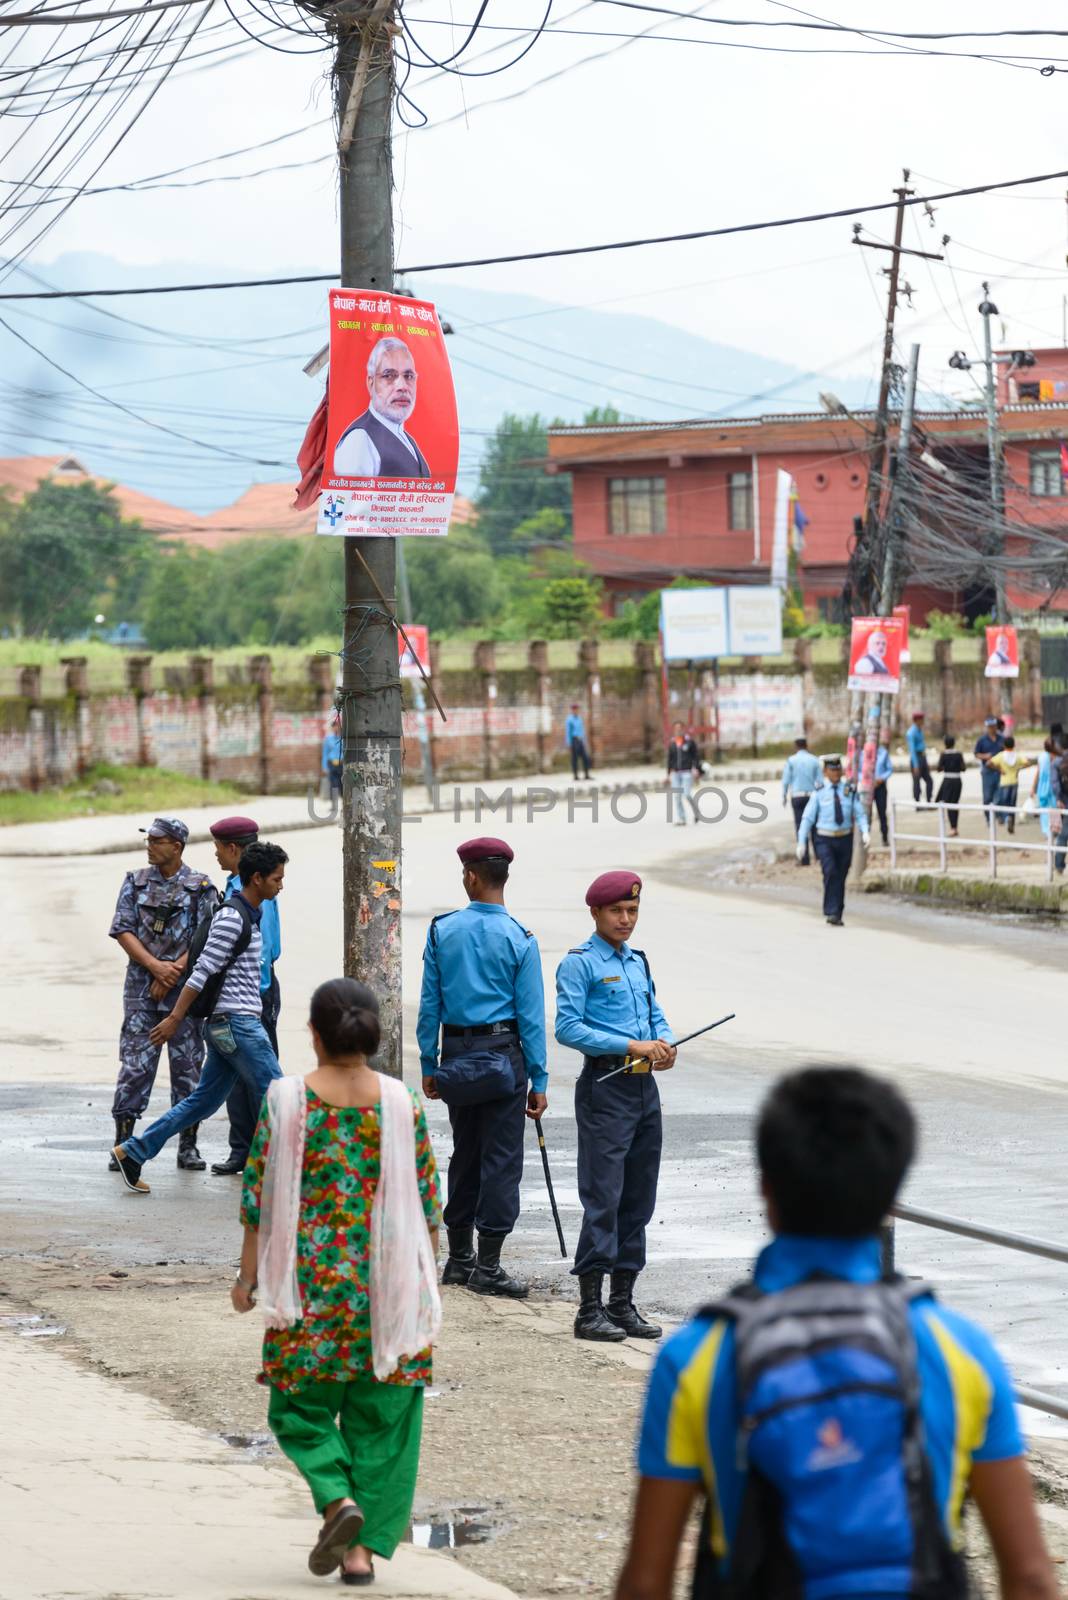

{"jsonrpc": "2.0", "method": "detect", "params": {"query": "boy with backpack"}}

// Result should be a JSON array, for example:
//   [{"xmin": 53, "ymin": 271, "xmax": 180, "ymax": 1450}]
[
  {"xmin": 616, "ymin": 1066, "xmax": 1057, "ymax": 1600},
  {"xmin": 112, "ymin": 841, "xmax": 288, "ymax": 1195}
]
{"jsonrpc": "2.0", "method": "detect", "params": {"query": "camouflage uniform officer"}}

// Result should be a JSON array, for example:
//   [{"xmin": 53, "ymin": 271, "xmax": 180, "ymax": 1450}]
[{"xmin": 108, "ymin": 816, "xmax": 218, "ymax": 1171}]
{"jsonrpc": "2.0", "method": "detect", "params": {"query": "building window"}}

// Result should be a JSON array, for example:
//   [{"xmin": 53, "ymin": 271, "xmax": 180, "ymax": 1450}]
[
  {"xmin": 818, "ymin": 595, "xmax": 846, "ymax": 624},
  {"xmin": 1030, "ymin": 449, "xmax": 1064, "ymax": 497},
  {"xmin": 728, "ymin": 470, "xmax": 753, "ymax": 531},
  {"xmin": 1018, "ymin": 382, "xmax": 1041, "ymax": 402},
  {"xmin": 608, "ymin": 476, "xmax": 665, "ymax": 535}
]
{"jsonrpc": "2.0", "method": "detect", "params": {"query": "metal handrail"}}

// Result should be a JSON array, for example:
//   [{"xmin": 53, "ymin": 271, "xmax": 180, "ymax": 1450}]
[
  {"xmin": 891, "ymin": 1204, "xmax": 1068, "ymax": 1421},
  {"xmin": 888, "ymin": 797, "xmax": 1060, "ymax": 879}
]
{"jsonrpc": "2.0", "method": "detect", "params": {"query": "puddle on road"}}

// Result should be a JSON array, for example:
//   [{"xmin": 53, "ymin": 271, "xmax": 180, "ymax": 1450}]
[
  {"xmin": 0, "ymin": 1313, "xmax": 66, "ymax": 1337},
  {"xmin": 408, "ymin": 1509, "xmax": 494, "ymax": 1550},
  {"xmin": 218, "ymin": 1432, "xmax": 274, "ymax": 1458}
]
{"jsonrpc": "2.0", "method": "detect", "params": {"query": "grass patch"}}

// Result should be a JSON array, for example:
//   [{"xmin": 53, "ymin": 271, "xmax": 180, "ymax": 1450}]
[{"xmin": 0, "ymin": 763, "xmax": 244, "ymax": 827}]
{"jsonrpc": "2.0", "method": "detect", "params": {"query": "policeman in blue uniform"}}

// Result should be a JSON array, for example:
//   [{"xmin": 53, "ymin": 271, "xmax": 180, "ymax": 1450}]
[
  {"xmin": 781, "ymin": 736, "xmax": 823, "ymax": 865},
  {"xmin": 555, "ymin": 871, "xmax": 676, "ymax": 1343},
  {"xmin": 797, "ymin": 755, "xmax": 869, "ymax": 927},
  {"xmin": 108, "ymin": 817, "xmax": 218, "ymax": 1170},
  {"xmin": 207, "ymin": 813, "xmax": 283, "ymax": 1176},
  {"xmin": 418, "ymin": 836, "xmax": 547, "ymax": 1300}
]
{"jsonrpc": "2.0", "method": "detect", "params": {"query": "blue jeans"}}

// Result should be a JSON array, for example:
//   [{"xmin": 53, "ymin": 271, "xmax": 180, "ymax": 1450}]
[{"xmin": 123, "ymin": 1012, "xmax": 281, "ymax": 1165}]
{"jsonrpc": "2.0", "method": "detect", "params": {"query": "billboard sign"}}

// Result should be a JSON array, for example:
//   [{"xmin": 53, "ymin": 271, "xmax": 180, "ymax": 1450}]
[
  {"xmin": 660, "ymin": 587, "xmax": 729, "ymax": 661},
  {"xmin": 847, "ymin": 616, "xmax": 905, "ymax": 694},
  {"xmin": 727, "ymin": 585, "xmax": 783, "ymax": 655},
  {"xmin": 984, "ymin": 624, "xmax": 1020, "ymax": 678}
]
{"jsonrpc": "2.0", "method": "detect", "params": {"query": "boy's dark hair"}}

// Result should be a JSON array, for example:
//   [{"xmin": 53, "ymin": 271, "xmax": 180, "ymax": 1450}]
[
  {"xmin": 310, "ymin": 977, "xmax": 381, "ymax": 1058},
  {"xmin": 944, "ymin": 735, "xmax": 956, "ymax": 749},
  {"xmin": 470, "ymin": 858, "xmax": 510, "ymax": 889},
  {"xmin": 757, "ymin": 1066, "xmax": 916, "ymax": 1237},
  {"xmin": 239, "ymin": 839, "xmax": 289, "ymax": 886},
  {"xmin": 1004, "ymin": 735, "xmax": 1016, "ymax": 750}
]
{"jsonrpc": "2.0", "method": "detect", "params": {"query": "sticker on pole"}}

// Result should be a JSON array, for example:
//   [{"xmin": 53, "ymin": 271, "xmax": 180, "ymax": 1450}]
[
  {"xmin": 984, "ymin": 624, "xmax": 1019, "ymax": 678},
  {"xmin": 399, "ymin": 624, "xmax": 431, "ymax": 680},
  {"xmin": 317, "ymin": 288, "xmax": 458, "ymax": 538},
  {"xmin": 847, "ymin": 616, "xmax": 905, "ymax": 693}
]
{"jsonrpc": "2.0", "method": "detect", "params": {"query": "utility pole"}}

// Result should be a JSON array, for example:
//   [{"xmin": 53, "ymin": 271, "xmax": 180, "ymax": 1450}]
[
  {"xmin": 396, "ymin": 539, "xmax": 436, "ymax": 803},
  {"xmin": 336, "ymin": 0, "xmax": 403, "ymax": 1076}
]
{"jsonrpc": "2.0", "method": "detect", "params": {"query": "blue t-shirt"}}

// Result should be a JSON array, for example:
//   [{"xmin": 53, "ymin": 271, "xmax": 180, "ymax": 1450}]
[
  {"xmin": 906, "ymin": 723, "xmax": 927, "ymax": 762},
  {"xmin": 638, "ymin": 1235, "xmax": 1023, "ymax": 1577}
]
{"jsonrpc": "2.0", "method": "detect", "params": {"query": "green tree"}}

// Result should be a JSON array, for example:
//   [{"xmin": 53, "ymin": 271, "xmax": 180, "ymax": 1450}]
[
  {"xmin": 143, "ymin": 546, "xmax": 215, "ymax": 650},
  {"xmin": 510, "ymin": 507, "xmax": 569, "ymax": 550},
  {"xmin": 400, "ymin": 533, "xmax": 507, "ymax": 635},
  {"xmin": 602, "ymin": 575, "xmax": 709, "ymax": 640},
  {"xmin": 0, "ymin": 479, "xmax": 151, "ymax": 638},
  {"xmin": 534, "ymin": 576, "xmax": 603, "ymax": 638},
  {"xmin": 474, "ymin": 413, "xmax": 572, "ymax": 554}
]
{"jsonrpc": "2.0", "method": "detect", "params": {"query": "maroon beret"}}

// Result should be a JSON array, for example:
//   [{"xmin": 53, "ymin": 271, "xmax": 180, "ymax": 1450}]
[
  {"xmin": 457, "ymin": 836, "xmax": 514, "ymax": 865},
  {"xmin": 586, "ymin": 870, "xmax": 642, "ymax": 908},
  {"xmin": 209, "ymin": 814, "xmax": 260, "ymax": 843}
]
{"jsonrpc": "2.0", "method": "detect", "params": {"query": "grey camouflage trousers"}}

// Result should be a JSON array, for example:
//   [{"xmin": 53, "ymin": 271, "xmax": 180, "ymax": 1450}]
[{"xmin": 112, "ymin": 1006, "xmax": 206, "ymax": 1120}]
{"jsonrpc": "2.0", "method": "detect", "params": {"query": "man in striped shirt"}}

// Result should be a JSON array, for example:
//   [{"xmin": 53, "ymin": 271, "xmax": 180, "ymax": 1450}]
[{"xmin": 112, "ymin": 841, "xmax": 288, "ymax": 1194}]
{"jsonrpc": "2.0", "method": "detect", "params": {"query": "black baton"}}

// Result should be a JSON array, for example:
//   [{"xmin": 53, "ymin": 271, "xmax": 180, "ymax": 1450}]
[
  {"xmin": 598, "ymin": 1013, "xmax": 737, "ymax": 1081},
  {"xmin": 533, "ymin": 1117, "xmax": 567, "ymax": 1259}
]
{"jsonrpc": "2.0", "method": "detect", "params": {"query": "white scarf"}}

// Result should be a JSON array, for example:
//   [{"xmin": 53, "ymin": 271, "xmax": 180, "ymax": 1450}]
[{"xmin": 257, "ymin": 1073, "xmax": 441, "ymax": 1378}]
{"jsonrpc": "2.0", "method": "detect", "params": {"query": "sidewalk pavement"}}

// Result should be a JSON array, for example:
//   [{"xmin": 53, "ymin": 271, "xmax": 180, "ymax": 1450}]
[
  {"xmin": 0, "ymin": 760, "xmax": 784, "ymax": 857},
  {"xmin": 0, "ymin": 1327, "xmax": 520, "ymax": 1600}
]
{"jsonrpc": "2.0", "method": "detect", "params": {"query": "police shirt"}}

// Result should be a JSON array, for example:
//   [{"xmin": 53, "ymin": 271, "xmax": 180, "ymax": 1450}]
[
  {"xmin": 797, "ymin": 782, "xmax": 862, "ymax": 846},
  {"xmin": 417, "ymin": 903, "xmax": 547, "ymax": 1090},
  {"xmin": 781, "ymin": 750, "xmax": 823, "ymax": 801},
  {"xmin": 637, "ymin": 1234, "xmax": 1022, "ymax": 1576},
  {"xmin": 554, "ymin": 934, "xmax": 673, "ymax": 1059},
  {"xmin": 109, "ymin": 862, "xmax": 218, "ymax": 1005}
]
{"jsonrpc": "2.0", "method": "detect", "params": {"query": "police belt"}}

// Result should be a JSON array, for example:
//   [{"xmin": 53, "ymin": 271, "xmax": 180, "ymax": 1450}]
[
  {"xmin": 442, "ymin": 1019, "xmax": 518, "ymax": 1039},
  {"xmin": 818, "ymin": 827, "xmax": 853, "ymax": 837},
  {"xmin": 584, "ymin": 1053, "xmax": 653, "ymax": 1076}
]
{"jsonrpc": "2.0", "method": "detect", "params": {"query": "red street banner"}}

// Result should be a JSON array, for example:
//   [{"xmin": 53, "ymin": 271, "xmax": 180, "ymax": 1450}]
[
  {"xmin": 893, "ymin": 603, "xmax": 911, "ymax": 664},
  {"xmin": 317, "ymin": 288, "xmax": 458, "ymax": 539},
  {"xmin": 399, "ymin": 624, "xmax": 431, "ymax": 680},
  {"xmin": 984, "ymin": 624, "xmax": 1020, "ymax": 678},
  {"xmin": 847, "ymin": 616, "xmax": 905, "ymax": 693}
]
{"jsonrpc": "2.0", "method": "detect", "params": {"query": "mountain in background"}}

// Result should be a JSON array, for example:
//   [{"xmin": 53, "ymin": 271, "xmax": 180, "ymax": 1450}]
[{"xmin": 1, "ymin": 253, "xmax": 880, "ymax": 516}]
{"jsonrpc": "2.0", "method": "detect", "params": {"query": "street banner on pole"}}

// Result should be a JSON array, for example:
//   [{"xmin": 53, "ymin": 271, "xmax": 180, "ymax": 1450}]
[
  {"xmin": 847, "ymin": 616, "xmax": 905, "ymax": 693},
  {"xmin": 398, "ymin": 624, "xmax": 431, "ymax": 679},
  {"xmin": 893, "ymin": 603, "xmax": 911, "ymax": 664},
  {"xmin": 317, "ymin": 287, "xmax": 458, "ymax": 539},
  {"xmin": 770, "ymin": 468, "xmax": 791, "ymax": 590},
  {"xmin": 984, "ymin": 624, "xmax": 1020, "ymax": 678},
  {"xmin": 660, "ymin": 588, "xmax": 729, "ymax": 660},
  {"xmin": 727, "ymin": 585, "xmax": 783, "ymax": 655}
]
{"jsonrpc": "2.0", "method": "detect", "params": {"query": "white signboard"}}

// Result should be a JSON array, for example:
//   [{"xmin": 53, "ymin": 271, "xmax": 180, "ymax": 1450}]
[
  {"xmin": 716, "ymin": 674, "xmax": 804, "ymax": 746},
  {"xmin": 727, "ymin": 585, "xmax": 783, "ymax": 656},
  {"xmin": 660, "ymin": 587, "xmax": 728, "ymax": 662}
]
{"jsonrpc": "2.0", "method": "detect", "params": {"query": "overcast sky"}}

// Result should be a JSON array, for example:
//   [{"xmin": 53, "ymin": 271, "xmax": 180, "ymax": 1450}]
[{"xmin": 7, "ymin": 0, "xmax": 1068, "ymax": 436}]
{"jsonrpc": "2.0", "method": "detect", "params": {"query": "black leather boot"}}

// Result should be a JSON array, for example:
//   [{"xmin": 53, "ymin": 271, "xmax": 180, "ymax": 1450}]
[
  {"xmin": 574, "ymin": 1272, "xmax": 627, "ymax": 1341},
  {"xmin": 177, "ymin": 1125, "xmax": 206, "ymax": 1170},
  {"xmin": 606, "ymin": 1270, "xmax": 662, "ymax": 1339},
  {"xmin": 109, "ymin": 1115, "xmax": 134, "ymax": 1172},
  {"xmin": 442, "ymin": 1225, "xmax": 477, "ymax": 1286},
  {"xmin": 468, "ymin": 1233, "xmax": 529, "ymax": 1298}
]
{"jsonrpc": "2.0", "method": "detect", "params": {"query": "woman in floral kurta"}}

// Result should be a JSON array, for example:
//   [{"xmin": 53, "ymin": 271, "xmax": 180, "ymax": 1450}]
[{"xmin": 233, "ymin": 978, "xmax": 441, "ymax": 1584}]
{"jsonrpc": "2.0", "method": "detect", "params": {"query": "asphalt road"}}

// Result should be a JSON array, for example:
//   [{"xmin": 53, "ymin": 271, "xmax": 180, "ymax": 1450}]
[{"xmin": 4, "ymin": 771, "xmax": 1068, "ymax": 1431}]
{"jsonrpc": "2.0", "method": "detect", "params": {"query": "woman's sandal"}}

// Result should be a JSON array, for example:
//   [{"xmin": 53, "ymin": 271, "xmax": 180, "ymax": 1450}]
[
  {"xmin": 341, "ymin": 1559, "xmax": 375, "ymax": 1586},
  {"xmin": 308, "ymin": 1504, "xmax": 364, "ymax": 1576}
]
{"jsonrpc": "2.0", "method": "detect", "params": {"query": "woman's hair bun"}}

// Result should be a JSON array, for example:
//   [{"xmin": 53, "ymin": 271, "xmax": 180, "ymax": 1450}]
[{"xmin": 310, "ymin": 979, "xmax": 382, "ymax": 1058}]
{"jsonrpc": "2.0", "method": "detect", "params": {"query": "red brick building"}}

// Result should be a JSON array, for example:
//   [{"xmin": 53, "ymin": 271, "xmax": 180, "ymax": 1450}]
[{"xmin": 547, "ymin": 352, "xmax": 1068, "ymax": 623}]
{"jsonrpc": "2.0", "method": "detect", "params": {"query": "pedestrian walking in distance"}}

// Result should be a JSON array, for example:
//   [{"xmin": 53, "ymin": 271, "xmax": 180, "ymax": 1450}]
[
  {"xmin": 417, "ymin": 836, "xmax": 547, "ymax": 1299},
  {"xmin": 208, "ymin": 815, "xmax": 283, "ymax": 1176},
  {"xmin": 780, "ymin": 736, "xmax": 822, "ymax": 864},
  {"xmin": 907, "ymin": 711, "xmax": 933, "ymax": 806},
  {"xmin": 565, "ymin": 702, "xmax": 592, "ymax": 781},
  {"xmin": 797, "ymin": 755, "xmax": 869, "ymax": 926},
  {"xmin": 233, "ymin": 979, "xmax": 441, "ymax": 1585},
  {"xmin": 112, "ymin": 841, "xmax": 287, "ymax": 1194},
  {"xmin": 974, "ymin": 715, "xmax": 1006, "ymax": 823},
  {"xmin": 615, "ymin": 1066, "xmax": 1059, "ymax": 1600},
  {"xmin": 555, "ymin": 872, "xmax": 676, "ymax": 1343},
  {"xmin": 935, "ymin": 736, "xmax": 966, "ymax": 836},
  {"xmin": 108, "ymin": 816, "xmax": 218, "ymax": 1175},
  {"xmin": 873, "ymin": 735, "xmax": 893, "ymax": 846},
  {"xmin": 322, "ymin": 718, "xmax": 343, "ymax": 797},
  {"xmin": 666, "ymin": 720, "xmax": 702, "ymax": 826}
]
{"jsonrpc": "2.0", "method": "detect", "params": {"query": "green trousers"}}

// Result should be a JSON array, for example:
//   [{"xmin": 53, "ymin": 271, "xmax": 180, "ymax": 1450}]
[{"xmin": 268, "ymin": 1379, "xmax": 424, "ymax": 1559}]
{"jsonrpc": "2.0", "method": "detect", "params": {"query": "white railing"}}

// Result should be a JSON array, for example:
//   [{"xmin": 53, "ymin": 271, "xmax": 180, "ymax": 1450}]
[{"xmin": 888, "ymin": 799, "xmax": 1061, "ymax": 880}]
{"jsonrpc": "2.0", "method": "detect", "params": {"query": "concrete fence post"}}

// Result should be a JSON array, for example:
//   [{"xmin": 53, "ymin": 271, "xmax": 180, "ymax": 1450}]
[
  {"xmin": 635, "ymin": 640, "xmax": 659, "ymax": 762},
  {"xmin": 18, "ymin": 665, "xmax": 44, "ymax": 791},
  {"xmin": 793, "ymin": 638, "xmax": 814, "ymax": 741},
  {"xmin": 474, "ymin": 640, "xmax": 497, "ymax": 782},
  {"xmin": 579, "ymin": 637, "xmax": 601, "ymax": 766},
  {"xmin": 190, "ymin": 655, "xmax": 217, "ymax": 783},
  {"xmin": 248, "ymin": 654, "xmax": 274, "ymax": 795},
  {"xmin": 60, "ymin": 656, "xmax": 91, "ymax": 777},
  {"xmin": 1024, "ymin": 631, "xmax": 1042, "ymax": 727},
  {"xmin": 529, "ymin": 640, "xmax": 550, "ymax": 771},
  {"xmin": 935, "ymin": 639, "xmax": 954, "ymax": 738},
  {"xmin": 126, "ymin": 655, "xmax": 154, "ymax": 769}
]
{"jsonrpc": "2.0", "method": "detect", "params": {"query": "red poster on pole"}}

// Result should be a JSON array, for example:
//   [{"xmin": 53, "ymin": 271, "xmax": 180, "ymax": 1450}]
[
  {"xmin": 984, "ymin": 624, "xmax": 1019, "ymax": 678},
  {"xmin": 399, "ymin": 624, "xmax": 431, "ymax": 680},
  {"xmin": 893, "ymin": 603, "xmax": 911, "ymax": 664},
  {"xmin": 847, "ymin": 616, "xmax": 905, "ymax": 693},
  {"xmin": 317, "ymin": 288, "xmax": 459, "ymax": 539}
]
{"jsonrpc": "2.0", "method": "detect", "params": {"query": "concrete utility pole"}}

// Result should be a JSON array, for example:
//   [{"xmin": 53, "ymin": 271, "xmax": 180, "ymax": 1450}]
[{"xmin": 336, "ymin": 0, "xmax": 403, "ymax": 1076}]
